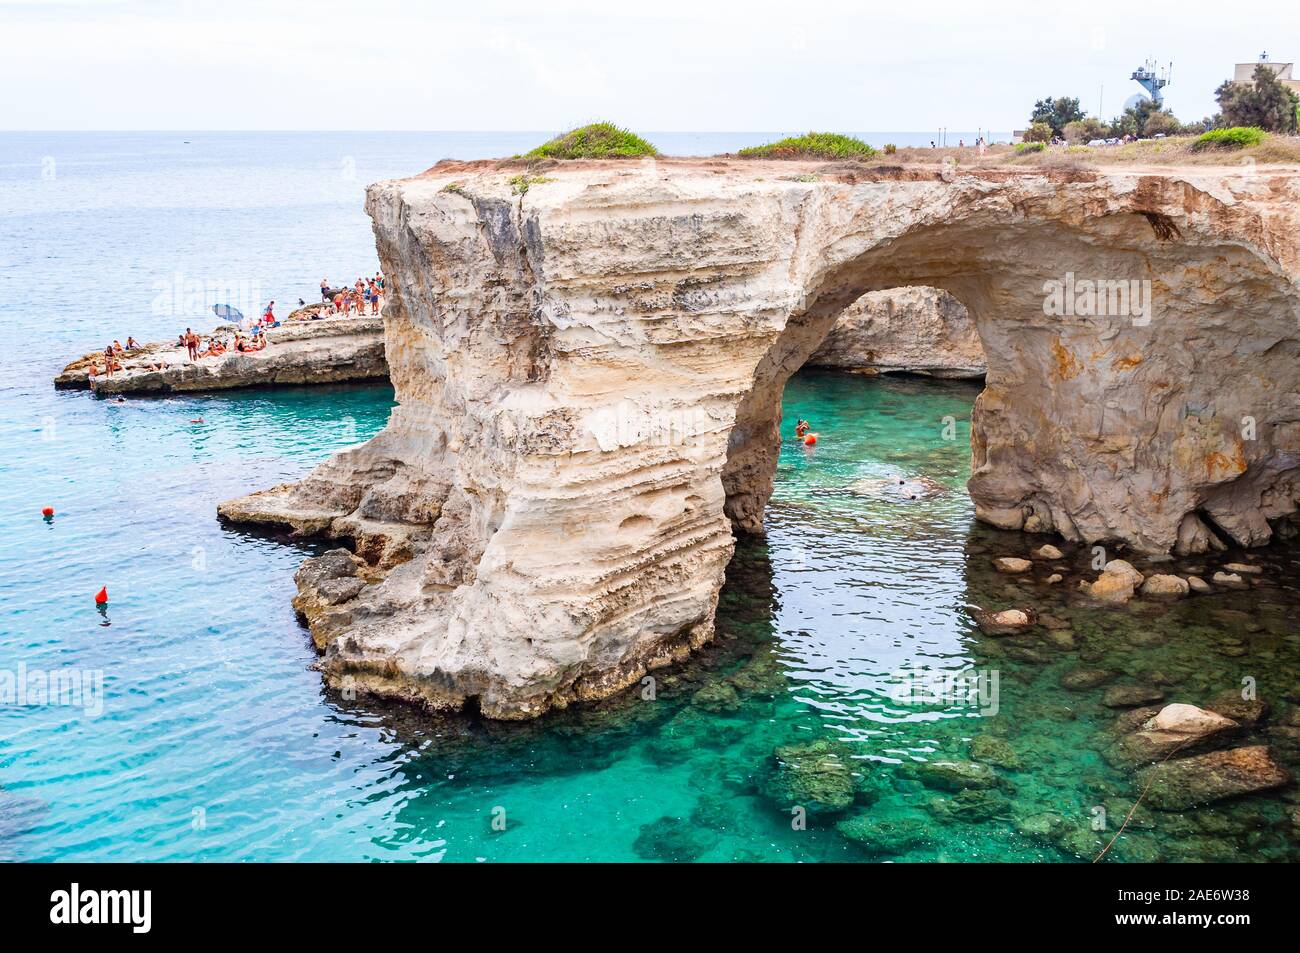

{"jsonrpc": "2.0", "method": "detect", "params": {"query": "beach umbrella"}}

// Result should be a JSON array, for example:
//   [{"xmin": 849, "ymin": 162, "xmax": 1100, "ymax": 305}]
[{"xmin": 211, "ymin": 303, "xmax": 247, "ymax": 328}]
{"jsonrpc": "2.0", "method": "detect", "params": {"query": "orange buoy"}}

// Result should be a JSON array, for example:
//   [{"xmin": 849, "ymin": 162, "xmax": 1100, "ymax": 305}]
[
  {"xmin": 94, "ymin": 586, "xmax": 108, "ymax": 605},
  {"xmin": 803, "ymin": 433, "xmax": 817, "ymax": 446},
  {"xmin": 42, "ymin": 506, "xmax": 55, "ymax": 517}
]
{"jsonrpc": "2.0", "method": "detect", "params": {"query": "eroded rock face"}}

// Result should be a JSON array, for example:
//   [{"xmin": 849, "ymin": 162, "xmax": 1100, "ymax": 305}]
[
  {"xmin": 218, "ymin": 157, "xmax": 1300, "ymax": 718},
  {"xmin": 809, "ymin": 286, "xmax": 986, "ymax": 378}
]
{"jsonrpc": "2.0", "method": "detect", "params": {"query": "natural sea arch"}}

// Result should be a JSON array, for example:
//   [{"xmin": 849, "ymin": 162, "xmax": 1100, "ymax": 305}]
[{"xmin": 220, "ymin": 159, "xmax": 1300, "ymax": 718}]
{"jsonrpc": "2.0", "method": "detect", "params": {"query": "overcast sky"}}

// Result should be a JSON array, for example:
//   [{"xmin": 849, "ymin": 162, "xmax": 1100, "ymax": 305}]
[{"xmin": 3, "ymin": 0, "xmax": 1297, "ymax": 131}]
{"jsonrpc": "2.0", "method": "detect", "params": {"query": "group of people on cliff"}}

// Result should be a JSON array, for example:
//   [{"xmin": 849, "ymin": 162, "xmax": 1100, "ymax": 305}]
[
  {"xmin": 318, "ymin": 274, "xmax": 384, "ymax": 317},
  {"xmin": 86, "ymin": 273, "xmax": 377, "ymax": 384},
  {"xmin": 177, "ymin": 326, "xmax": 269, "ymax": 360},
  {"xmin": 89, "ymin": 337, "xmax": 161, "ymax": 379}
]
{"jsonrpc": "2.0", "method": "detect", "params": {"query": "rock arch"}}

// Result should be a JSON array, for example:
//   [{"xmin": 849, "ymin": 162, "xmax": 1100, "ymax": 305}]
[{"xmin": 220, "ymin": 159, "xmax": 1300, "ymax": 718}]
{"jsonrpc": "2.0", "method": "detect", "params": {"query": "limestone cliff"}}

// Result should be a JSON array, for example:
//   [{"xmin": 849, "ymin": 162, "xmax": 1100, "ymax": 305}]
[
  {"xmin": 219, "ymin": 157, "xmax": 1300, "ymax": 718},
  {"xmin": 809, "ymin": 287, "xmax": 985, "ymax": 378}
]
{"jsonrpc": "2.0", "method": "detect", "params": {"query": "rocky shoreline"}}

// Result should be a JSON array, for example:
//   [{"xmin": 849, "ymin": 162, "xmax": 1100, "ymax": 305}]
[{"xmin": 54, "ymin": 316, "xmax": 387, "ymax": 395}]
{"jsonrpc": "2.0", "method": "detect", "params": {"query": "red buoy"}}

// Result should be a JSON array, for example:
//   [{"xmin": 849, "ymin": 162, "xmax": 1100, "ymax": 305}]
[
  {"xmin": 803, "ymin": 434, "xmax": 817, "ymax": 446},
  {"xmin": 94, "ymin": 586, "xmax": 108, "ymax": 605},
  {"xmin": 42, "ymin": 506, "xmax": 55, "ymax": 517}
]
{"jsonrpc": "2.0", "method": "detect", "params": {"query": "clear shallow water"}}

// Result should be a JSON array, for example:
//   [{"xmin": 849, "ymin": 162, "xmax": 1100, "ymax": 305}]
[{"xmin": 1, "ymin": 134, "xmax": 1297, "ymax": 862}]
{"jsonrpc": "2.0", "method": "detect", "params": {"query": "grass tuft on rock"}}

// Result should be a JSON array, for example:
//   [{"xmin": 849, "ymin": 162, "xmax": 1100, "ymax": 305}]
[
  {"xmin": 1192, "ymin": 126, "xmax": 1267, "ymax": 151},
  {"xmin": 525, "ymin": 123, "xmax": 658, "ymax": 159},
  {"xmin": 737, "ymin": 132, "xmax": 877, "ymax": 160}
]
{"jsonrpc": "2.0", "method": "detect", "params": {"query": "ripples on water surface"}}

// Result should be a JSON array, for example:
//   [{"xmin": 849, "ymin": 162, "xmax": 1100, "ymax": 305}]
[{"xmin": 2, "ymin": 134, "xmax": 1298, "ymax": 862}]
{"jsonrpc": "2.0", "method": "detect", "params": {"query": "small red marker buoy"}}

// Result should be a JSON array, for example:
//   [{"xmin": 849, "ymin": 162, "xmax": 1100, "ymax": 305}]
[
  {"xmin": 803, "ymin": 433, "xmax": 817, "ymax": 446},
  {"xmin": 94, "ymin": 586, "xmax": 108, "ymax": 605},
  {"xmin": 42, "ymin": 506, "xmax": 55, "ymax": 518}
]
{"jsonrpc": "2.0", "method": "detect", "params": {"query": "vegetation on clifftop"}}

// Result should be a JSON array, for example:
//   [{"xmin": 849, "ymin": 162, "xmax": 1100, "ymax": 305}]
[
  {"xmin": 1192, "ymin": 126, "xmax": 1267, "ymax": 151},
  {"xmin": 737, "ymin": 132, "xmax": 877, "ymax": 160},
  {"xmin": 525, "ymin": 123, "xmax": 658, "ymax": 159}
]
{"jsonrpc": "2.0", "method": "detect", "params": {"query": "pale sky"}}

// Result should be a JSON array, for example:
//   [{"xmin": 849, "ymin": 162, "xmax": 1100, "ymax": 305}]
[{"xmin": 3, "ymin": 0, "xmax": 1297, "ymax": 131}]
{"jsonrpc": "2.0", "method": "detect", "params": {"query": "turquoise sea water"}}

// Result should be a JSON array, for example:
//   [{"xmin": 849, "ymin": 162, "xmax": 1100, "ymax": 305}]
[{"xmin": 1, "ymin": 134, "xmax": 1297, "ymax": 862}]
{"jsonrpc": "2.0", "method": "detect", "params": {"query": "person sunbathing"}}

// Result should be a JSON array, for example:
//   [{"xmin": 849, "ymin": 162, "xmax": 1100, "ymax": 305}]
[{"xmin": 126, "ymin": 337, "xmax": 139, "ymax": 350}]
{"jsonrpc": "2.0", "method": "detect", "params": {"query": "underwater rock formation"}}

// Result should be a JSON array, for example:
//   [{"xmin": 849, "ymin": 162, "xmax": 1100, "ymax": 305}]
[{"xmin": 219, "ymin": 157, "xmax": 1300, "ymax": 717}]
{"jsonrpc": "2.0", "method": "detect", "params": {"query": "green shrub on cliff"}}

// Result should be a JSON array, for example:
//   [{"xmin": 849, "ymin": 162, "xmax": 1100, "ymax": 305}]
[
  {"xmin": 738, "ymin": 132, "xmax": 877, "ymax": 160},
  {"xmin": 525, "ymin": 123, "xmax": 658, "ymax": 159},
  {"xmin": 1192, "ymin": 126, "xmax": 1267, "ymax": 151}
]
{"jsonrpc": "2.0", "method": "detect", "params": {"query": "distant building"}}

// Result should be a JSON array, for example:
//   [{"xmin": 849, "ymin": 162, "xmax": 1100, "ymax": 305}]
[{"xmin": 1232, "ymin": 56, "xmax": 1300, "ymax": 95}]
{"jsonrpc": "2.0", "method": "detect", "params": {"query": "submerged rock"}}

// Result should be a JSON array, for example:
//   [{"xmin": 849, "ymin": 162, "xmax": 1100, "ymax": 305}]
[
  {"xmin": 1033, "ymin": 544, "xmax": 1065, "ymax": 560},
  {"xmin": 1059, "ymin": 666, "xmax": 1117, "ymax": 691},
  {"xmin": 1203, "ymin": 690, "xmax": 1270, "ymax": 728},
  {"xmin": 689, "ymin": 794, "xmax": 735, "ymax": 833},
  {"xmin": 1101, "ymin": 684, "xmax": 1165, "ymax": 709},
  {"xmin": 1111, "ymin": 703, "xmax": 1240, "ymax": 765},
  {"xmin": 835, "ymin": 813, "xmax": 931, "ymax": 857},
  {"xmin": 1041, "ymin": 627, "xmax": 1076, "ymax": 649},
  {"xmin": 994, "ymin": 557, "xmax": 1033, "ymax": 574},
  {"xmin": 1222, "ymin": 562, "xmax": 1263, "ymax": 575},
  {"xmin": 1052, "ymin": 823, "xmax": 1109, "ymax": 860},
  {"xmin": 1014, "ymin": 811, "xmax": 1066, "ymax": 841},
  {"xmin": 690, "ymin": 681, "xmax": 741, "ymax": 713},
  {"xmin": 633, "ymin": 815, "xmax": 716, "ymax": 862},
  {"xmin": 1141, "ymin": 574, "xmax": 1189, "ymax": 598},
  {"xmin": 927, "ymin": 788, "xmax": 1012, "ymax": 822},
  {"xmin": 1082, "ymin": 559, "xmax": 1143, "ymax": 604},
  {"xmin": 904, "ymin": 759, "xmax": 1000, "ymax": 791},
  {"xmin": 1139, "ymin": 746, "xmax": 1291, "ymax": 810},
  {"xmin": 972, "ymin": 606, "xmax": 1037, "ymax": 634},
  {"xmin": 761, "ymin": 739, "xmax": 878, "ymax": 815},
  {"xmin": 1212, "ymin": 571, "xmax": 1248, "ymax": 589},
  {"xmin": 969, "ymin": 734, "xmax": 1023, "ymax": 770}
]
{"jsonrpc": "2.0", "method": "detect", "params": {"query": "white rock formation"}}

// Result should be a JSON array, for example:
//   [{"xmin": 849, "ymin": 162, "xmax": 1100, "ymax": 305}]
[
  {"xmin": 809, "ymin": 286, "xmax": 985, "ymax": 377},
  {"xmin": 219, "ymin": 157, "xmax": 1300, "ymax": 717}
]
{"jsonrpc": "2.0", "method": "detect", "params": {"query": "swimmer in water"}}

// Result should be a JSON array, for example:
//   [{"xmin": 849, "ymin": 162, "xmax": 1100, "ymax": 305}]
[{"xmin": 795, "ymin": 419, "xmax": 811, "ymax": 438}]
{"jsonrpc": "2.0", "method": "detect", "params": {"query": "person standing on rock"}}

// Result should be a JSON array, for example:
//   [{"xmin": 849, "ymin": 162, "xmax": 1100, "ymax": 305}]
[
  {"xmin": 320, "ymin": 278, "xmax": 330, "ymax": 301},
  {"xmin": 185, "ymin": 328, "xmax": 199, "ymax": 362}
]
